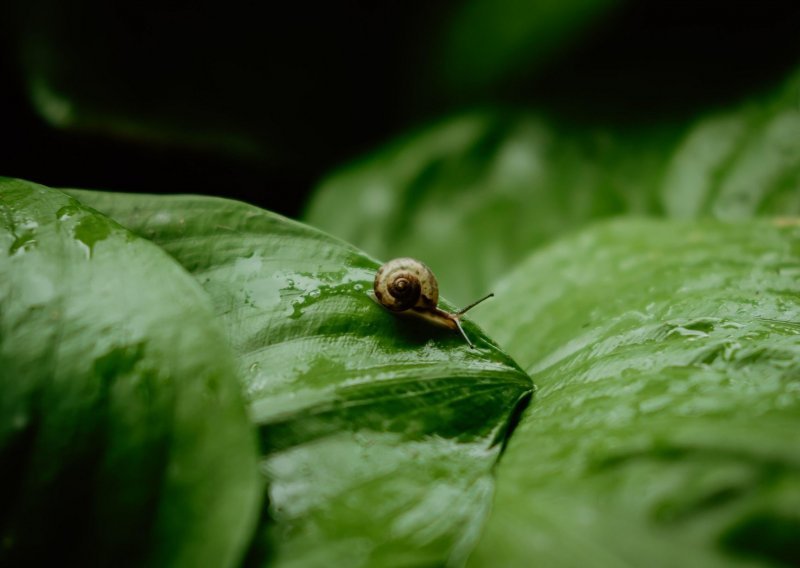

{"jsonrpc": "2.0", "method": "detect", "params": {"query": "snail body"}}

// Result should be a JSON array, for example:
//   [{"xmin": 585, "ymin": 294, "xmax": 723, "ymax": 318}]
[{"xmin": 373, "ymin": 258, "xmax": 493, "ymax": 348}]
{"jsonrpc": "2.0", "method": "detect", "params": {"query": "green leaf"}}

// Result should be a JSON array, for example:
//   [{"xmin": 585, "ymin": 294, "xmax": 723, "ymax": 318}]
[
  {"xmin": 305, "ymin": 69, "xmax": 800, "ymax": 306},
  {"xmin": 0, "ymin": 179, "xmax": 261, "ymax": 566},
  {"xmin": 68, "ymin": 189, "xmax": 533, "ymax": 567},
  {"xmin": 468, "ymin": 218, "xmax": 800, "ymax": 566}
]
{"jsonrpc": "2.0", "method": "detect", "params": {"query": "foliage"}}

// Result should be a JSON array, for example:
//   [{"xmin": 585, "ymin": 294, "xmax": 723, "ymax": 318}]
[
  {"xmin": 3, "ymin": 1, "xmax": 800, "ymax": 566},
  {"xmin": 471, "ymin": 219, "xmax": 800, "ymax": 567},
  {"xmin": 0, "ymin": 179, "xmax": 261, "ymax": 567},
  {"xmin": 306, "ymin": 69, "xmax": 800, "ymax": 305}
]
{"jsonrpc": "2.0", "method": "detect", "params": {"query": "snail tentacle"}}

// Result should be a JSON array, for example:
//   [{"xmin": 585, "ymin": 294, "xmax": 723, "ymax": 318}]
[{"xmin": 455, "ymin": 293, "xmax": 494, "ymax": 316}]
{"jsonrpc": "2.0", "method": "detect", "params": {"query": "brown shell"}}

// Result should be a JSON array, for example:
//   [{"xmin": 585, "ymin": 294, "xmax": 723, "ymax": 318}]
[{"xmin": 373, "ymin": 258, "xmax": 439, "ymax": 312}]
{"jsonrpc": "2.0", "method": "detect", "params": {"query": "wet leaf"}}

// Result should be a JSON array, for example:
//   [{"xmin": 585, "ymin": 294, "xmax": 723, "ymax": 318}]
[
  {"xmin": 69, "ymin": 189, "xmax": 532, "ymax": 567},
  {"xmin": 0, "ymin": 178, "xmax": 261, "ymax": 567},
  {"xmin": 468, "ymin": 218, "xmax": 800, "ymax": 567}
]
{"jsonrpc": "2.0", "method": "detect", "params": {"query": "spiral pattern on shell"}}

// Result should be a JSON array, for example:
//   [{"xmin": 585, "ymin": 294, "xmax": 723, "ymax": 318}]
[{"xmin": 373, "ymin": 258, "xmax": 439, "ymax": 312}]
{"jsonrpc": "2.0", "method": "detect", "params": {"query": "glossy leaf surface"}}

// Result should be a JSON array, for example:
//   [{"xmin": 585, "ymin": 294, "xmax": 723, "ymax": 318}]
[
  {"xmin": 469, "ymin": 218, "xmax": 800, "ymax": 567},
  {"xmin": 70, "ymin": 189, "xmax": 533, "ymax": 567},
  {"xmin": 0, "ymin": 179, "xmax": 261, "ymax": 567}
]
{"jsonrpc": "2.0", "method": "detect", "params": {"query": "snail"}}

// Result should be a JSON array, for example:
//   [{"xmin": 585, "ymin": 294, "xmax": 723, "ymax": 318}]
[{"xmin": 373, "ymin": 258, "xmax": 493, "ymax": 348}]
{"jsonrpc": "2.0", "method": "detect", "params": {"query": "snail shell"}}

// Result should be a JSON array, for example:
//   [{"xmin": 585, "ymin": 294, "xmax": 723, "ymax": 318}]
[
  {"xmin": 373, "ymin": 257, "xmax": 493, "ymax": 348},
  {"xmin": 373, "ymin": 257, "xmax": 438, "ymax": 312}
]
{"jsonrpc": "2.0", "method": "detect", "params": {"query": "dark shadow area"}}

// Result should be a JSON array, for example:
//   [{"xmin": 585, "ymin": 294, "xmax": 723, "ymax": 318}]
[
  {"xmin": 526, "ymin": 0, "xmax": 800, "ymax": 123},
  {"xmin": 1, "ymin": 0, "xmax": 798, "ymax": 214}
]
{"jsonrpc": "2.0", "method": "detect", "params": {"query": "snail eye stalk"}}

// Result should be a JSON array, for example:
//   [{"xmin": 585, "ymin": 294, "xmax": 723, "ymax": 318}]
[{"xmin": 456, "ymin": 293, "xmax": 494, "ymax": 316}]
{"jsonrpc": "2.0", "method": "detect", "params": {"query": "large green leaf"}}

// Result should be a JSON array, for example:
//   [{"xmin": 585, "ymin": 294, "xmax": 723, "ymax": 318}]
[
  {"xmin": 69, "ymin": 189, "xmax": 533, "ymax": 567},
  {"xmin": 468, "ymin": 218, "xmax": 800, "ymax": 566},
  {"xmin": 0, "ymin": 179, "xmax": 261, "ymax": 566},
  {"xmin": 305, "ymin": 69, "xmax": 800, "ymax": 306}
]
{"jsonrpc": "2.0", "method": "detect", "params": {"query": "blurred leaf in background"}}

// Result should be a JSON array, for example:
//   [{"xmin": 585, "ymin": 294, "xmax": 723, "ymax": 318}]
[
  {"xmin": 433, "ymin": 0, "xmax": 621, "ymax": 98},
  {"xmin": 306, "ymin": 67, "xmax": 800, "ymax": 305}
]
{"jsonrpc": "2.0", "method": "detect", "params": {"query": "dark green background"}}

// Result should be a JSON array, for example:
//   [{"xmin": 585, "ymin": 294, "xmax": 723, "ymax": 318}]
[{"xmin": 1, "ymin": 0, "xmax": 799, "ymax": 218}]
